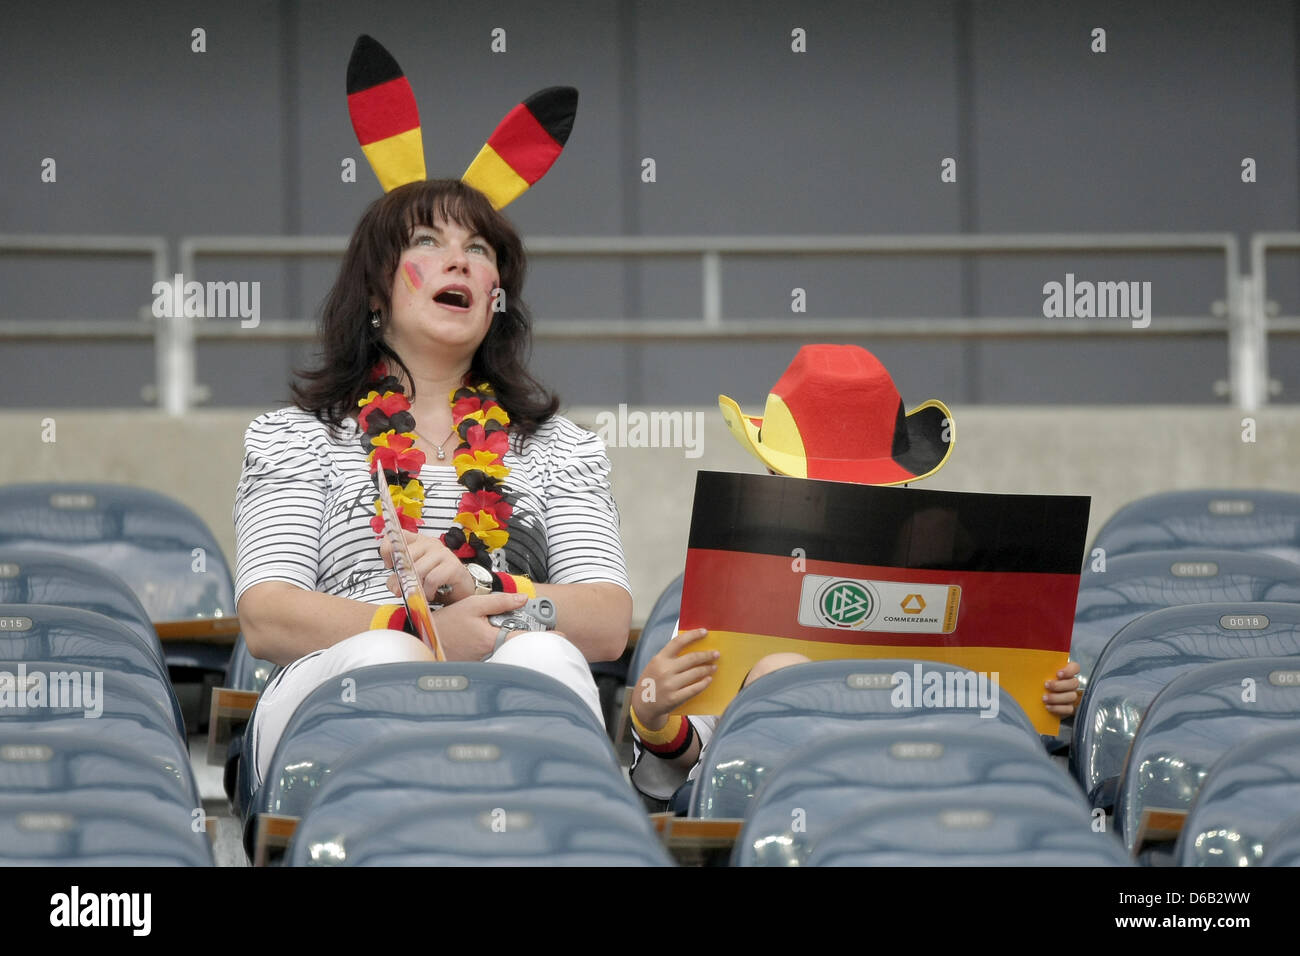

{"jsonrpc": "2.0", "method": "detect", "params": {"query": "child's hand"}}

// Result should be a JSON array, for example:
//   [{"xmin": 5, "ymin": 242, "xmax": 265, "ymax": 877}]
[
  {"xmin": 630, "ymin": 628, "xmax": 718, "ymax": 731},
  {"xmin": 1045, "ymin": 660, "xmax": 1082, "ymax": 717}
]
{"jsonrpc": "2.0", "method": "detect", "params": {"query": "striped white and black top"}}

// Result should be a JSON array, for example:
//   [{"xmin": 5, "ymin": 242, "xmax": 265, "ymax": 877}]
[{"xmin": 233, "ymin": 406, "xmax": 631, "ymax": 607}]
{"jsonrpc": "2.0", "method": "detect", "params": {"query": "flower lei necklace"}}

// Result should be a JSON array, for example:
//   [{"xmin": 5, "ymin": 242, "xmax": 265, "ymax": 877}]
[{"xmin": 357, "ymin": 361, "xmax": 517, "ymax": 586}]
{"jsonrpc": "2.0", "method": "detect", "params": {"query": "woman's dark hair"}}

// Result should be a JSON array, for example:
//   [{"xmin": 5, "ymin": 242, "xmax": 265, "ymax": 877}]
[{"xmin": 292, "ymin": 178, "xmax": 559, "ymax": 434}]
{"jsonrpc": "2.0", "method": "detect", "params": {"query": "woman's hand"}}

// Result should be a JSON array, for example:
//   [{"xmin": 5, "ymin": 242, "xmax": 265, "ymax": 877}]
[
  {"xmin": 1045, "ymin": 659, "xmax": 1082, "ymax": 717},
  {"xmin": 432, "ymin": 591, "xmax": 531, "ymax": 661},
  {"xmin": 630, "ymin": 628, "xmax": 718, "ymax": 732},
  {"xmin": 379, "ymin": 530, "xmax": 476, "ymax": 603}
]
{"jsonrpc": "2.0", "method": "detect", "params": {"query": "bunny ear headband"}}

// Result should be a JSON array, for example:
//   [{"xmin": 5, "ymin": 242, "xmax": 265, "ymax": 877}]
[{"xmin": 346, "ymin": 33, "xmax": 578, "ymax": 206}]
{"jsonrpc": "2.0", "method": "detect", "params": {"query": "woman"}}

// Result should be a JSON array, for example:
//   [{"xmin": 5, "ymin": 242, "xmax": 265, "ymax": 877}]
[{"xmin": 234, "ymin": 178, "xmax": 632, "ymax": 787}]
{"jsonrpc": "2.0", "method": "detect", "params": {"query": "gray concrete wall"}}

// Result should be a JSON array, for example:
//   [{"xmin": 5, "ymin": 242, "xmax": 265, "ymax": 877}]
[
  {"xmin": 2, "ymin": 405, "xmax": 1295, "ymax": 624},
  {"xmin": 2, "ymin": 1, "xmax": 1299, "ymax": 409}
]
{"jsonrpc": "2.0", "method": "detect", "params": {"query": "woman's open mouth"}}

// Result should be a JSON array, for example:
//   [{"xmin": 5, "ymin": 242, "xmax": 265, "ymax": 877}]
[{"xmin": 433, "ymin": 285, "xmax": 473, "ymax": 310}]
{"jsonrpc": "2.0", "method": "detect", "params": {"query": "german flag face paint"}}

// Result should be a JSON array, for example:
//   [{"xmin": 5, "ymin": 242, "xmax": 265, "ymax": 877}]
[
  {"xmin": 347, "ymin": 35, "xmax": 426, "ymax": 192},
  {"xmin": 400, "ymin": 261, "xmax": 423, "ymax": 294},
  {"xmin": 345, "ymin": 35, "xmax": 578, "ymax": 209}
]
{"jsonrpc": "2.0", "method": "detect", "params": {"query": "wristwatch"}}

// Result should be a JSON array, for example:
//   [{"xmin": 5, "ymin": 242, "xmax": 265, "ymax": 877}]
[
  {"xmin": 467, "ymin": 563, "xmax": 494, "ymax": 595},
  {"xmin": 483, "ymin": 598, "xmax": 558, "ymax": 661}
]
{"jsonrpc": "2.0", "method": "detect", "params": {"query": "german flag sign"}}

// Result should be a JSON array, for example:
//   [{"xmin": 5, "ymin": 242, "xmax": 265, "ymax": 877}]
[{"xmin": 676, "ymin": 472, "xmax": 1090, "ymax": 734}]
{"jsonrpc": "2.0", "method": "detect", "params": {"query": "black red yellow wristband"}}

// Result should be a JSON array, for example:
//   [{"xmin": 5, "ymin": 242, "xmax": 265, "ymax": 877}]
[
  {"xmin": 370, "ymin": 603, "xmax": 417, "ymax": 636},
  {"xmin": 631, "ymin": 711, "xmax": 696, "ymax": 759},
  {"xmin": 494, "ymin": 572, "xmax": 537, "ymax": 598}
]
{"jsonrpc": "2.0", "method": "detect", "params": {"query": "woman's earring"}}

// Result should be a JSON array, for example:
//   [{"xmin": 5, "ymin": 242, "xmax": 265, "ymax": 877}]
[{"xmin": 369, "ymin": 311, "xmax": 382, "ymax": 329}]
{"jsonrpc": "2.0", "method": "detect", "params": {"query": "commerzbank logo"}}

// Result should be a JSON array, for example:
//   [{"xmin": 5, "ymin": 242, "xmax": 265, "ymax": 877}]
[
  {"xmin": 815, "ymin": 579, "xmax": 876, "ymax": 628},
  {"xmin": 798, "ymin": 574, "xmax": 960, "ymax": 635}
]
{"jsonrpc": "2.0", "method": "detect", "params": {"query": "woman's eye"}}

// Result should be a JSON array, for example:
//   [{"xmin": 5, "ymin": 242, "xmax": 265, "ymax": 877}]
[
  {"xmin": 469, "ymin": 243, "xmax": 488, "ymax": 255},
  {"xmin": 414, "ymin": 235, "xmax": 435, "ymax": 246}
]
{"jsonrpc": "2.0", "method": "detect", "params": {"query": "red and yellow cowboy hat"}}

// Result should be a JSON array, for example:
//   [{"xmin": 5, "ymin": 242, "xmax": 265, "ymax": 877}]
[{"xmin": 718, "ymin": 345, "xmax": 955, "ymax": 485}]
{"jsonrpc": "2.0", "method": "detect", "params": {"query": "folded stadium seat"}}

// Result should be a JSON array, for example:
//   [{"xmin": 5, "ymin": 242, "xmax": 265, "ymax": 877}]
[
  {"xmin": 803, "ymin": 794, "xmax": 1132, "ymax": 867},
  {"xmin": 0, "ymin": 729, "xmax": 202, "ymax": 813},
  {"xmin": 220, "ymin": 633, "xmax": 276, "ymax": 813},
  {"xmin": 290, "ymin": 792, "xmax": 671, "ymax": 867},
  {"xmin": 0, "ymin": 548, "xmax": 167, "ymax": 674},
  {"xmin": 1090, "ymin": 489, "xmax": 1300, "ymax": 565},
  {"xmin": 1175, "ymin": 727, "xmax": 1300, "ymax": 867},
  {"xmin": 1114, "ymin": 656, "xmax": 1300, "ymax": 854},
  {"xmin": 287, "ymin": 728, "xmax": 645, "ymax": 866},
  {"xmin": 0, "ymin": 605, "xmax": 186, "ymax": 738},
  {"xmin": 0, "ymin": 797, "xmax": 213, "ymax": 866},
  {"xmin": 688, "ymin": 658, "xmax": 1039, "ymax": 819},
  {"xmin": 0, "ymin": 482, "xmax": 271, "ymax": 728},
  {"xmin": 1073, "ymin": 602, "xmax": 1300, "ymax": 810},
  {"xmin": 1070, "ymin": 550, "xmax": 1300, "ymax": 688},
  {"xmin": 226, "ymin": 634, "xmax": 273, "ymax": 694},
  {"xmin": 629, "ymin": 573, "xmax": 685, "ymax": 683},
  {"xmin": 588, "ymin": 657, "xmax": 629, "ymax": 738},
  {"xmin": 1261, "ymin": 814, "xmax": 1300, "ymax": 867},
  {"xmin": 247, "ymin": 661, "xmax": 616, "ymax": 852},
  {"xmin": 0, "ymin": 660, "xmax": 193, "ymax": 771},
  {"xmin": 618, "ymin": 572, "xmax": 683, "ymax": 743},
  {"xmin": 734, "ymin": 727, "xmax": 1085, "ymax": 867}
]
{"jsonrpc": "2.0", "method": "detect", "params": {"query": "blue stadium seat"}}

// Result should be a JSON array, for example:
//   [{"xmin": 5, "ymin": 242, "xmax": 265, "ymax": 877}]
[
  {"xmin": 1114, "ymin": 656, "xmax": 1300, "ymax": 852},
  {"xmin": 1176, "ymin": 727, "xmax": 1300, "ymax": 867},
  {"xmin": 1074, "ymin": 602, "xmax": 1300, "ymax": 810},
  {"xmin": 249, "ymin": 661, "xmax": 615, "ymax": 834},
  {"xmin": 0, "ymin": 548, "xmax": 165, "ymax": 673},
  {"xmin": 226, "ymin": 634, "xmax": 273, "ymax": 693},
  {"xmin": 1071, "ymin": 550, "xmax": 1300, "ymax": 686},
  {"xmin": 287, "ymin": 728, "xmax": 644, "ymax": 866},
  {"xmin": 0, "ymin": 659, "xmax": 191, "ymax": 770},
  {"xmin": 0, "ymin": 482, "xmax": 244, "ymax": 678},
  {"xmin": 628, "ymin": 572, "xmax": 684, "ymax": 691},
  {"xmin": 1091, "ymin": 489, "xmax": 1300, "ymax": 565},
  {"xmin": 803, "ymin": 794, "xmax": 1132, "ymax": 867},
  {"xmin": 0, "ymin": 604, "xmax": 185, "ymax": 737},
  {"xmin": 1261, "ymin": 815, "xmax": 1300, "ymax": 867},
  {"xmin": 0, "ymin": 729, "xmax": 201, "ymax": 812},
  {"xmin": 735, "ymin": 727, "xmax": 1085, "ymax": 866},
  {"xmin": 291, "ymin": 792, "xmax": 671, "ymax": 866},
  {"xmin": 688, "ymin": 658, "xmax": 1040, "ymax": 819},
  {"xmin": 0, "ymin": 798, "xmax": 213, "ymax": 866},
  {"xmin": 220, "ymin": 633, "xmax": 275, "ymax": 819},
  {"xmin": 0, "ymin": 602, "xmax": 167, "ymax": 682}
]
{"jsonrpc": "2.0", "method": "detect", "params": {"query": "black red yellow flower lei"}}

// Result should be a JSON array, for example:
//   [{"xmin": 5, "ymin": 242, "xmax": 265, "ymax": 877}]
[{"xmin": 357, "ymin": 362, "xmax": 514, "ymax": 579}]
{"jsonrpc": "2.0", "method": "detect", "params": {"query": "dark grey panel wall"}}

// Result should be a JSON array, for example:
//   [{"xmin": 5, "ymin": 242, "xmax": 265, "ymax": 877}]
[
  {"xmin": 1, "ymin": 0, "xmax": 1296, "ymax": 409},
  {"xmin": 965, "ymin": 0, "xmax": 1300, "ymax": 403}
]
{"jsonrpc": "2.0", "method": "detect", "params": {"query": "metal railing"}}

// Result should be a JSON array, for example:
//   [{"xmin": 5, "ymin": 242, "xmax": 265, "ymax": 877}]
[
  {"xmin": 1247, "ymin": 233, "xmax": 1300, "ymax": 406},
  {"xmin": 1, "ymin": 231, "xmax": 1287, "ymax": 412}
]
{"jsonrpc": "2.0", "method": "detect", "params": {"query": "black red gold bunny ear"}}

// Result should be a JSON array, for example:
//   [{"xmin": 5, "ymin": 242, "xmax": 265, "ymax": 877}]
[
  {"xmin": 345, "ymin": 35, "xmax": 577, "ymax": 207},
  {"xmin": 461, "ymin": 87, "xmax": 579, "ymax": 209},
  {"xmin": 346, "ymin": 35, "xmax": 426, "ymax": 192}
]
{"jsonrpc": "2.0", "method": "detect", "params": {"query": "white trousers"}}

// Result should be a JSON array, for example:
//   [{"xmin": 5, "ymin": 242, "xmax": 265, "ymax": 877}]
[{"xmin": 250, "ymin": 628, "xmax": 605, "ymax": 788}]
